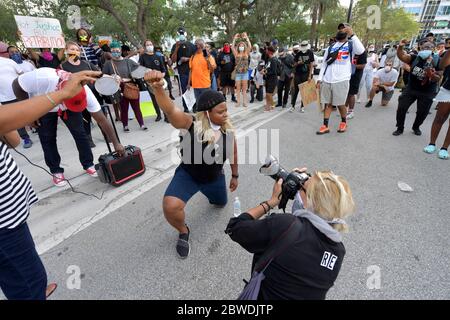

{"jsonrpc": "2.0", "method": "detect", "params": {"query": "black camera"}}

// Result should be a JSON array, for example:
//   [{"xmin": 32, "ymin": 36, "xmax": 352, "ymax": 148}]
[{"xmin": 260, "ymin": 155, "xmax": 310, "ymax": 211}]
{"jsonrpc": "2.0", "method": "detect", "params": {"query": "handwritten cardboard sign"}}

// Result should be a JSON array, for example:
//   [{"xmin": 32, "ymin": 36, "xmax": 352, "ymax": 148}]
[
  {"xmin": 299, "ymin": 79, "xmax": 319, "ymax": 108},
  {"xmin": 15, "ymin": 15, "xmax": 65, "ymax": 48}
]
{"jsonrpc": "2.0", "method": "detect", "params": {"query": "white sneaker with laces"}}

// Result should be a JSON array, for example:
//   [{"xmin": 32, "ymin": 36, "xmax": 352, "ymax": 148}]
[{"xmin": 346, "ymin": 112, "xmax": 354, "ymax": 120}]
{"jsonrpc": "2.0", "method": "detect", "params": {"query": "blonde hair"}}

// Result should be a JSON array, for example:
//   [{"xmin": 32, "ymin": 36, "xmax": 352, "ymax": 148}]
[
  {"xmin": 65, "ymin": 41, "xmax": 80, "ymax": 50},
  {"xmin": 193, "ymin": 111, "xmax": 234, "ymax": 144},
  {"xmin": 306, "ymin": 171, "xmax": 355, "ymax": 233}
]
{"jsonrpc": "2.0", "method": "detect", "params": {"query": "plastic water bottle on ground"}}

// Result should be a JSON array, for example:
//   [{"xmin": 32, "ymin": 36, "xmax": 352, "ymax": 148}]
[
  {"xmin": 233, "ymin": 197, "xmax": 241, "ymax": 217},
  {"xmin": 398, "ymin": 181, "xmax": 413, "ymax": 193}
]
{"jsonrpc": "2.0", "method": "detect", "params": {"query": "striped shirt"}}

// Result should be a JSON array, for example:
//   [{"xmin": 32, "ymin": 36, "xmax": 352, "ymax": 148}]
[
  {"xmin": 0, "ymin": 141, "xmax": 38, "ymax": 229},
  {"xmin": 80, "ymin": 44, "xmax": 102, "ymax": 66}
]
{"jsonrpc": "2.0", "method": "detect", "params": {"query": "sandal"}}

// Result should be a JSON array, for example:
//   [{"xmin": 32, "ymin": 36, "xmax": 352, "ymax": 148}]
[{"xmin": 46, "ymin": 283, "xmax": 58, "ymax": 299}]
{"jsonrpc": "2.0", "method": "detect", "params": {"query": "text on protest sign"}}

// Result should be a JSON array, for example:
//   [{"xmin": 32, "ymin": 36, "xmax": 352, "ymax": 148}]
[{"xmin": 15, "ymin": 15, "xmax": 65, "ymax": 49}]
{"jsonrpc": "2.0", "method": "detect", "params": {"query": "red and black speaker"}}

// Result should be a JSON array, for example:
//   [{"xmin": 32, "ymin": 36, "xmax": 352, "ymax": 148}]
[{"xmin": 95, "ymin": 105, "xmax": 145, "ymax": 186}]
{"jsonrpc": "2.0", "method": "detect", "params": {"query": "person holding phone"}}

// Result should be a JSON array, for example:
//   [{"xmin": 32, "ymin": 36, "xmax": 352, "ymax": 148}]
[{"xmin": 188, "ymin": 38, "xmax": 217, "ymax": 108}]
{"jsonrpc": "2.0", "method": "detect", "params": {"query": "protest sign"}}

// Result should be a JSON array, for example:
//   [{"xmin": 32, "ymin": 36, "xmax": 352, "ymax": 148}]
[{"xmin": 15, "ymin": 15, "xmax": 65, "ymax": 48}]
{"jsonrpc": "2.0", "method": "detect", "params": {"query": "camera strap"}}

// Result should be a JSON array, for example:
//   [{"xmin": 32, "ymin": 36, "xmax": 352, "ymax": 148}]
[{"xmin": 253, "ymin": 218, "xmax": 301, "ymax": 273}]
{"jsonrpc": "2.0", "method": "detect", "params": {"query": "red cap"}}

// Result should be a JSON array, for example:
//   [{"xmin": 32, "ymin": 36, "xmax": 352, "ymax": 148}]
[{"xmin": 60, "ymin": 81, "xmax": 87, "ymax": 112}]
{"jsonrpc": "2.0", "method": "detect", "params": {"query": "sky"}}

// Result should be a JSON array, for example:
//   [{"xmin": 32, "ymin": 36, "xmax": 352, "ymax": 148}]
[{"xmin": 340, "ymin": 0, "xmax": 351, "ymax": 8}]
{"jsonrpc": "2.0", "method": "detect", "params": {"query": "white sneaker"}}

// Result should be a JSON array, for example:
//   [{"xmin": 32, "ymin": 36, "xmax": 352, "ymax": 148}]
[
  {"xmin": 300, "ymin": 107, "xmax": 305, "ymax": 113},
  {"xmin": 85, "ymin": 166, "xmax": 98, "ymax": 178},
  {"xmin": 346, "ymin": 112, "xmax": 354, "ymax": 120},
  {"xmin": 357, "ymin": 99, "xmax": 361, "ymax": 104},
  {"xmin": 289, "ymin": 107, "xmax": 295, "ymax": 113}
]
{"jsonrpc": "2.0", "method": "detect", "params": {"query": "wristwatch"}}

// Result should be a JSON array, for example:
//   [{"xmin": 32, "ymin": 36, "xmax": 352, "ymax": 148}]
[{"xmin": 232, "ymin": 174, "xmax": 239, "ymax": 179}]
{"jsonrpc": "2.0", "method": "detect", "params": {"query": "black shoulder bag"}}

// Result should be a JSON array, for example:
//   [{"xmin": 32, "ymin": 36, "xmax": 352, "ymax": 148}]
[{"xmin": 237, "ymin": 218, "xmax": 301, "ymax": 300}]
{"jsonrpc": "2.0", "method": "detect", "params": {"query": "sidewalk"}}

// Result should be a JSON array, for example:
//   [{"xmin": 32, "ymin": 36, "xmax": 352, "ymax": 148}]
[{"xmin": 11, "ymin": 93, "xmax": 290, "ymax": 254}]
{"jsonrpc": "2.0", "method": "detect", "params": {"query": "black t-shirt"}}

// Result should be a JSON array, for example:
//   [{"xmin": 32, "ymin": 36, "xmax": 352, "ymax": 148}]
[
  {"xmin": 179, "ymin": 118, "xmax": 234, "ymax": 183},
  {"xmin": 265, "ymin": 56, "xmax": 279, "ymax": 79},
  {"xmin": 350, "ymin": 51, "xmax": 368, "ymax": 85},
  {"xmin": 294, "ymin": 50, "xmax": 315, "ymax": 74},
  {"xmin": 217, "ymin": 52, "xmax": 235, "ymax": 73},
  {"xmin": 170, "ymin": 41, "xmax": 196, "ymax": 75},
  {"xmin": 408, "ymin": 54, "xmax": 440, "ymax": 94},
  {"xmin": 139, "ymin": 54, "xmax": 166, "ymax": 73},
  {"xmin": 60, "ymin": 61, "xmax": 99, "ymax": 92},
  {"xmin": 226, "ymin": 213, "xmax": 345, "ymax": 300},
  {"xmin": 38, "ymin": 53, "xmax": 61, "ymax": 69}
]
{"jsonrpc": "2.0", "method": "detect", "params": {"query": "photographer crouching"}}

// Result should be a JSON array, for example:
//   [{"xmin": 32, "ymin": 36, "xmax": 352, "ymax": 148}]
[{"xmin": 225, "ymin": 157, "xmax": 355, "ymax": 300}]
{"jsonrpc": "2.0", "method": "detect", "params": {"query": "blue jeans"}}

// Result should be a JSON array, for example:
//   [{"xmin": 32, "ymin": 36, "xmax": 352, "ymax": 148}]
[
  {"xmin": 0, "ymin": 223, "xmax": 47, "ymax": 300},
  {"xmin": 179, "ymin": 73, "xmax": 190, "ymax": 112},
  {"xmin": 38, "ymin": 111, "xmax": 94, "ymax": 174},
  {"xmin": 211, "ymin": 73, "xmax": 218, "ymax": 91}
]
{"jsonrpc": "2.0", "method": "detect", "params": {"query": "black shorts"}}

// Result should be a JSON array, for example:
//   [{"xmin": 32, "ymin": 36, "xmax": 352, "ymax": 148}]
[
  {"xmin": 265, "ymin": 77, "xmax": 278, "ymax": 94},
  {"xmin": 220, "ymin": 72, "xmax": 235, "ymax": 87},
  {"xmin": 348, "ymin": 72, "xmax": 363, "ymax": 96}
]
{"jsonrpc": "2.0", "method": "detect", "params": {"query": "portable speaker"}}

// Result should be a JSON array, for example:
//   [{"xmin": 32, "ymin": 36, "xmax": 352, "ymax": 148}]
[
  {"xmin": 95, "ymin": 105, "xmax": 146, "ymax": 186},
  {"xmin": 95, "ymin": 145, "xmax": 145, "ymax": 186}
]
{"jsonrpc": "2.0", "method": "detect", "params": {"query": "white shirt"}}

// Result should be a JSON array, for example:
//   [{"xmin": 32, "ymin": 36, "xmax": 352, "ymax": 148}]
[
  {"xmin": 17, "ymin": 67, "xmax": 101, "ymax": 113},
  {"xmin": 249, "ymin": 51, "xmax": 262, "ymax": 70},
  {"xmin": 0, "ymin": 57, "xmax": 23, "ymax": 102},
  {"xmin": 364, "ymin": 53, "xmax": 378, "ymax": 72},
  {"xmin": 318, "ymin": 35, "xmax": 365, "ymax": 83},
  {"xmin": 374, "ymin": 68, "xmax": 399, "ymax": 91},
  {"xmin": 17, "ymin": 60, "xmax": 36, "ymax": 73}
]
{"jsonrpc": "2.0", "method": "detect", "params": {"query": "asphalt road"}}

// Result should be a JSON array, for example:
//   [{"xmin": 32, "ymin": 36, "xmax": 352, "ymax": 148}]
[{"xmin": 39, "ymin": 92, "xmax": 449, "ymax": 300}]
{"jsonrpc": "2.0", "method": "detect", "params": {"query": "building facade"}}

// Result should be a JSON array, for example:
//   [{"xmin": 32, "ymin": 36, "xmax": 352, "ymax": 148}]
[{"xmin": 396, "ymin": 0, "xmax": 450, "ymax": 42}]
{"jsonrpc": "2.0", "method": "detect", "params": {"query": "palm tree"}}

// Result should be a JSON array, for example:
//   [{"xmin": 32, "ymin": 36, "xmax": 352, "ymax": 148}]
[{"xmin": 307, "ymin": 0, "xmax": 339, "ymax": 49}]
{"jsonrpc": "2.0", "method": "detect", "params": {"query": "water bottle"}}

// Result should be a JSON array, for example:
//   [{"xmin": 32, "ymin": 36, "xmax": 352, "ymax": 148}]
[{"xmin": 233, "ymin": 197, "xmax": 241, "ymax": 217}]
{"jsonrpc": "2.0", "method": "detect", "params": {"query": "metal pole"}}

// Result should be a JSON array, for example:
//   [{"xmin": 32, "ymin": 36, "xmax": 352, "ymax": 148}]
[{"xmin": 347, "ymin": 0, "xmax": 354, "ymax": 23}]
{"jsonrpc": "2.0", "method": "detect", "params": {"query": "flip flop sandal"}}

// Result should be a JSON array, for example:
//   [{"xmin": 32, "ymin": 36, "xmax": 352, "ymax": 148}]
[{"xmin": 46, "ymin": 283, "xmax": 58, "ymax": 299}]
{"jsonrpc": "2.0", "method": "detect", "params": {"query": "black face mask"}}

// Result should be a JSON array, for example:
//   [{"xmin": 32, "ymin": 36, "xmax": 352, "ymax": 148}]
[{"xmin": 336, "ymin": 31, "xmax": 347, "ymax": 41}]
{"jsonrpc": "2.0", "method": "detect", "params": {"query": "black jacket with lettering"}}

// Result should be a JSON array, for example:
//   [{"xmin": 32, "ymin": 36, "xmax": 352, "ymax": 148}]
[{"xmin": 226, "ymin": 213, "xmax": 345, "ymax": 300}]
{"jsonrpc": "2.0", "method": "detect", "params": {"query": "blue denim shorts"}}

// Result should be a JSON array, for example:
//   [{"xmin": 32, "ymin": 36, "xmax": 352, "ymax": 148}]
[
  {"xmin": 235, "ymin": 72, "xmax": 249, "ymax": 81},
  {"xmin": 164, "ymin": 166, "xmax": 228, "ymax": 205}
]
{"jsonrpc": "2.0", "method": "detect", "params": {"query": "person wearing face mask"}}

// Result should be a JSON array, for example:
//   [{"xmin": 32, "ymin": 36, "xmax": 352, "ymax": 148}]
[
  {"xmin": 7, "ymin": 46, "xmax": 35, "ymax": 73},
  {"xmin": 144, "ymin": 70, "xmax": 239, "ymax": 259},
  {"xmin": 357, "ymin": 45, "xmax": 378, "ymax": 104},
  {"xmin": 102, "ymin": 40, "xmax": 147, "ymax": 132},
  {"xmin": 393, "ymin": 39, "xmax": 442, "ymax": 136},
  {"xmin": 60, "ymin": 42, "xmax": 101, "ymax": 148},
  {"xmin": 139, "ymin": 40, "xmax": 169, "ymax": 122},
  {"xmin": 316, "ymin": 23, "xmax": 365, "ymax": 135},
  {"xmin": 276, "ymin": 48, "xmax": 295, "ymax": 109},
  {"xmin": 231, "ymin": 33, "xmax": 252, "ymax": 108},
  {"xmin": 171, "ymin": 27, "xmax": 196, "ymax": 112},
  {"xmin": 26, "ymin": 47, "xmax": 64, "ymax": 69},
  {"xmin": 248, "ymin": 44, "xmax": 261, "ymax": 94},
  {"xmin": 291, "ymin": 41, "xmax": 315, "ymax": 112},
  {"xmin": 365, "ymin": 60, "xmax": 399, "ymax": 108},
  {"xmin": 76, "ymin": 28, "xmax": 103, "ymax": 67},
  {"xmin": 218, "ymin": 42, "xmax": 237, "ymax": 103},
  {"xmin": 188, "ymin": 38, "xmax": 217, "ymax": 107}
]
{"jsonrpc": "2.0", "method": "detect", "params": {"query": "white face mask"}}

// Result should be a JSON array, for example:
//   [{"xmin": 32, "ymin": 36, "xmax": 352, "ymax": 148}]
[
  {"xmin": 239, "ymin": 46, "xmax": 245, "ymax": 52},
  {"xmin": 146, "ymin": 45, "xmax": 154, "ymax": 53},
  {"xmin": 385, "ymin": 66, "xmax": 392, "ymax": 72},
  {"xmin": 207, "ymin": 111, "xmax": 221, "ymax": 131}
]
